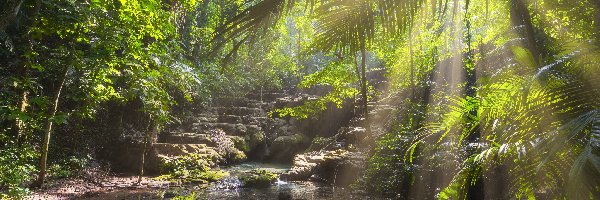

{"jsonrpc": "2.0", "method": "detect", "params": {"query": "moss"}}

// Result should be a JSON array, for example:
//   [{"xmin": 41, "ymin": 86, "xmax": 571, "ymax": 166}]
[
  {"xmin": 231, "ymin": 149, "xmax": 247, "ymax": 163},
  {"xmin": 197, "ymin": 170, "xmax": 229, "ymax": 182},
  {"xmin": 246, "ymin": 130, "xmax": 265, "ymax": 150},
  {"xmin": 159, "ymin": 153, "xmax": 215, "ymax": 175},
  {"xmin": 240, "ymin": 169, "xmax": 278, "ymax": 188},
  {"xmin": 154, "ymin": 170, "xmax": 229, "ymax": 184},
  {"xmin": 230, "ymin": 136, "xmax": 250, "ymax": 152}
]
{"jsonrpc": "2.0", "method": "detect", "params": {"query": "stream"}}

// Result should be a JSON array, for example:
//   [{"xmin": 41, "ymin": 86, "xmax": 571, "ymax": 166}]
[
  {"xmin": 200, "ymin": 162, "xmax": 366, "ymax": 199},
  {"xmin": 83, "ymin": 162, "xmax": 379, "ymax": 200}
]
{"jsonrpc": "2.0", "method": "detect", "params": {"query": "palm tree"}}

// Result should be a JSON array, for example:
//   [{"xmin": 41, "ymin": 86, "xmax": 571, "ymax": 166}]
[
  {"xmin": 313, "ymin": 0, "xmax": 375, "ymax": 130},
  {"xmin": 213, "ymin": 0, "xmax": 424, "ymax": 130}
]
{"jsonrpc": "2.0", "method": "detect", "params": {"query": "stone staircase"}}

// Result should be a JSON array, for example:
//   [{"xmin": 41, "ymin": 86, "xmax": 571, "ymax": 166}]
[{"xmin": 149, "ymin": 90, "xmax": 307, "ymax": 172}]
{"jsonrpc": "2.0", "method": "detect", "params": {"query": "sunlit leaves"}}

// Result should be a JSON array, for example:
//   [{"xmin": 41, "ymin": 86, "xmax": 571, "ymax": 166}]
[{"xmin": 274, "ymin": 60, "xmax": 358, "ymax": 119}]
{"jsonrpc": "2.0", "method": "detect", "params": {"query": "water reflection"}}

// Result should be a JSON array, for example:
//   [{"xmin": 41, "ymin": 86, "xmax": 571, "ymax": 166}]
[{"xmin": 200, "ymin": 180, "xmax": 368, "ymax": 200}]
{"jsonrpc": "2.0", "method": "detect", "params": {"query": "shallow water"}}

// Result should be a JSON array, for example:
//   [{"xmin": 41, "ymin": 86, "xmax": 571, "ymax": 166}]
[
  {"xmin": 201, "ymin": 162, "xmax": 374, "ymax": 200},
  {"xmin": 82, "ymin": 162, "xmax": 381, "ymax": 200},
  {"xmin": 199, "ymin": 180, "xmax": 367, "ymax": 200}
]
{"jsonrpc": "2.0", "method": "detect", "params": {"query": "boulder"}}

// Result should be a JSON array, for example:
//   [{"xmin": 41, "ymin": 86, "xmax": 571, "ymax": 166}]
[
  {"xmin": 281, "ymin": 149, "xmax": 365, "ymax": 186},
  {"xmin": 268, "ymin": 134, "xmax": 309, "ymax": 161},
  {"xmin": 239, "ymin": 169, "xmax": 278, "ymax": 188}
]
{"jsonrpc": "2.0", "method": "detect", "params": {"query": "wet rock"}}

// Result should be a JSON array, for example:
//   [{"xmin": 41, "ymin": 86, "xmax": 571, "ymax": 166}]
[
  {"xmin": 268, "ymin": 134, "xmax": 309, "ymax": 161},
  {"xmin": 281, "ymin": 149, "xmax": 365, "ymax": 186},
  {"xmin": 341, "ymin": 126, "xmax": 368, "ymax": 144},
  {"xmin": 239, "ymin": 169, "xmax": 278, "ymax": 188},
  {"xmin": 245, "ymin": 130, "xmax": 265, "ymax": 151}
]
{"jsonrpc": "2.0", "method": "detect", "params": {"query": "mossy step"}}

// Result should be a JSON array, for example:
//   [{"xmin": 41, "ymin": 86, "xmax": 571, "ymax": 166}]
[
  {"xmin": 153, "ymin": 143, "xmax": 218, "ymax": 157},
  {"xmin": 163, "ymin": 133, "xmax": 247, "ymax": 147}
]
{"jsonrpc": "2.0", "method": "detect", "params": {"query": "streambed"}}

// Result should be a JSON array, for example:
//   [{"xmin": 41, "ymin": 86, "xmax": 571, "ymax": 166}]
[{"xmin": 81, "ymin": 162, "xmax": 379, "ymax": 200}]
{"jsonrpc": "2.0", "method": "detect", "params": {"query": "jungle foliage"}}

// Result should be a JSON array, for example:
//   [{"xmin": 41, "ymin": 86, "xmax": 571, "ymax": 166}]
[
  {"xmin": 1, "ymin": 0, "xmax": 600, "ymax": 199},
  {"xmin": 214, "ymin": 0, "xmax": 600, "ymax": 198}
]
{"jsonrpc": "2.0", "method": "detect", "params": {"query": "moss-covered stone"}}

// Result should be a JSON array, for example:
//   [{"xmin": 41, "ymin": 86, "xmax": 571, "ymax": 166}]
[
  {"xmin": 154, "ymin": 170, "xmax": 229, "ymax": 185},
  {"xmin": 208, "ymin": 129, "xmax": 248, "ymax": 164},
  {"xmin": 159, "ymin": 153, "xmax": 216, "ymax": 175},
  {"xmin": 269, "ymin": 133, "xmax": 309, "ymax": 161},
  {"xmin": 246, "ymin": 130, "xmax": 265, "ymax": 150},
  {"xmin": 229, "ymin": 136, "xmax": 250, "ymax": 152},
  {"xmin": 239, "ymin": 169, "xmax": 278, "ymax": 188}
]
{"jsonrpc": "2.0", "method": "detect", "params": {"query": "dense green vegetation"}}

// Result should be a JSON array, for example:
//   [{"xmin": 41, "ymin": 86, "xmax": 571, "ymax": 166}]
[{"xmin": 1, "ymin": 0, "xmax": 600, "ymax": 199}]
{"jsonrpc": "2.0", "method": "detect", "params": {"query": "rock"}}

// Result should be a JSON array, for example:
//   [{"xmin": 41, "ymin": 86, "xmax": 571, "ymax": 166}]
[
  {"xmin": 152, "ymin": 144, "xmax": 222, "ymax": 172},
  {"xmin": 306, "ymin": 137, "xmax": 334, "ymax": 151},
  {"xmin": 193, "ymin": 122, "xmax": 248, "ymax": 136},
  {"xmin": 162, "ymin": 133, "xmax": 212, "ymax": 144},
  {"xmin": 268, "ymin": 134, "xmax": 309, "ymax": 161},
  {"xmin": 239, "ymin": 169, "xmax": 278, "ymax": 188},
  {"xmin": 152, "ymin": 143, "xmax": 220, "ymax": 159},
  {"xmin": 218, "ymin": 115, "xmax": 243, "ymax": 124},
  {"xmin": 207, "ymin": 129, "xmax": 247, "ymax": 164},
  {"xmin": 342, "ymin": 126, "xmax": 368, "ymax": 144},
  {"xmin": 245, "ymin": 130, "xmax": 265, "ymax": 151},
  {"xmin": 281, "ymin": 149, "xmax": 364, "ymax": 186}
]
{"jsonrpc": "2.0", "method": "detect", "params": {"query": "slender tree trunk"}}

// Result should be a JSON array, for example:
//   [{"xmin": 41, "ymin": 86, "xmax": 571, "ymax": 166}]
[
  {"xmin": 510, "ymin": 0, "xmax": 539, "ymax": 64},
  {"xmin": 137, "ymin": 117, "xmax": 151, "ymax": 184},
  {"xmin": 409, "ymin": 23, "xmax": 416, "ymax": 102},
  {"xmin": 137, "ymin": 117, "xmax": 158, "ymax": 184},
  {"xmin": 592, "ymin": 0, "xmax": 600, "ymax": 40},
  {"xmin": 352, "ymin": 54, "xmax": 361, "ymax": 115},
  {"xmin": 464, "ymin": 3, "xmax": 484, "ymax": 199},
  {"xmin": 35, "ymin": 66, "xmax": 69, "ymax": 187},
  {"xmin": 13, "ymin": 63, "xmax": 28, "ymax": 145},
  {"xmin": 13, "ymin": 38, "xmax": 34, "ymax": 145},
  {"xmin": 360, "ymin": 40, "xmax": 369, "ymax": 133}
]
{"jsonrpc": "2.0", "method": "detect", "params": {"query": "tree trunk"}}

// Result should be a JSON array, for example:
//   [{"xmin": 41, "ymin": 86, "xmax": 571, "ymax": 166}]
[
  {"xmin": 465, "ymin": 3, "xmax": 484, "ymax": 198},
  {"xmin": 409, "ymin": 23, "xmax": 416, "ymax": 102},
  {"xmin": 592, "ymin": 0, "xmax": 600, "ymax": 40},
  {"xmin": 0, "ymin": 0, "xmax": 24, "ymax": 30},
  {"xmin": 35, "ymin": 66, "xmax": 69, "ymax": 188},
  {"xmin": 14, "ymin": 89, "xmax": 28, "ymax": 144},
  {"xmin": 137, "ymin": 117, "xmax": 158, "ymax": 184},
  {"xmin": 360, "ymin": 40, "xmax": 369, "ymax": 133},
  {"xmin": 510, "ymin": 0, "xmax": 539, "ymax": 64},
  {"xmin": 13, "ymin": 38, "xmax": 34, "ymax": 145}
]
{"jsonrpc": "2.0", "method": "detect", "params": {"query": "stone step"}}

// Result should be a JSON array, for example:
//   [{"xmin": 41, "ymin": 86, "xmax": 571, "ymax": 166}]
[
  {"xmin": 194, "ymin": 114, "xmax": 219, "ymax": 123},
  {"xmin": 213, "ymin": 97, "xmax": 265, "ymax": 107},
  {"xmin": 152, "ymin": 143, "xmax": 217, "ymax": 157},
  {"xmin": 218, "ymin": 115, "xmax": 243, "ymax": 124},
  {"xmin": 246, "ymin": 92, "xmax": 288, "ymax": 101},
  {"xmin": 209, "ymin": 107, "xmax": 265, "ymax": 117},
  {"xmin": 247, "ymin": 102, "xmax": 273, "ymax": 109},
  {"xmin": 241, "ymin": 116, "xmax": 272, "ymax": 126},
  {"xmin": 274, "ymin": 95, "xmax": 318, "ymax": 108},
  {"xmin": 191, "ymin": 122, "xmax": 262, "ymax": 136},
  {"xmin": 162, "ymin": 133, "xmax": 212, "ymax": 144},
  {"xmin": 162, "ymin": 132, "xmax": 246, "ymax": 148}
]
